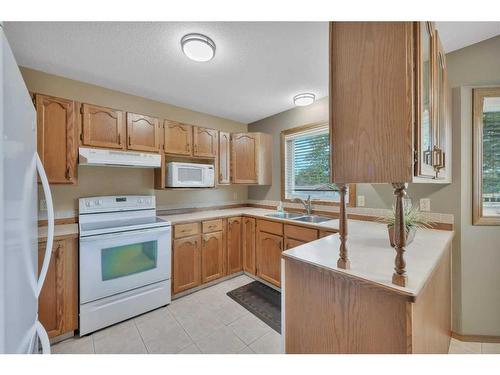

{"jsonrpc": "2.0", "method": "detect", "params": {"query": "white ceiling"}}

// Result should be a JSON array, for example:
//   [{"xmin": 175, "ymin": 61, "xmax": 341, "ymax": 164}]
[{"xmin": 4, "ymin": 22, "xmax": 500, "ymax": 124}]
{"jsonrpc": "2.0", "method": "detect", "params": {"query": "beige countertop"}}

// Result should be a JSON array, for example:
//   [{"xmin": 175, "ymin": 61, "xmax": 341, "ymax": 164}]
[
  {"xmin": 38, "ymin": 223, "xmax": 79, "ymax": 242},
  {"xmin": 282, "ymin": 220, "xmax": 454, "ymax": 299},
  {"xmin": 158, "ymin": 207, "xmax": 340, "ymax": 231}
]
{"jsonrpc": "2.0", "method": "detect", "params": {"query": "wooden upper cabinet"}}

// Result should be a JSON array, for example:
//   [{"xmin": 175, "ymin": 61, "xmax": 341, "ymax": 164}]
[
  {"xmin": 201, "ymin": 231, "xmax": 224, "ymax": 283},
  {"xmin": 226, "ymin": 217, "xmax": 243, "ymax": 275},
  {"xmin": 164, "ymin": 120, "xmax": 192, "ymax": 156},
  {"xmin": 242, "ymin": 217, "xmax": 256, "ymax": 275},
  {"xmin": 194, "ymin": 126, "xmax": 218, "ymax": 157},
  {"xmin": 173, "ymin": 235, "xmax": 201, "ymax": 294},
  {"xmin": 81, "ymin": 103, "xmax": 126, "ymax": 150},
  {"xmin": 219, "ymin": 131, "xmax": 231, "ymax": 184},
  {"xmin": 126, "ymin": 113, "xmax": 160, "ymax": 152},
  {"xmin": 35, "ymin": 94, "xmax": 77, "ymax": 184},
  {"xmin": 231, "ymin": 132, "xmax": 272, "ymax": 185},
  {"xmin": 38, "ymin": 239, "xmax": 78, "ymax": 338},
  {"xmin": 329, "ymin": 22, "xmax": 451, "ymax": 184}
]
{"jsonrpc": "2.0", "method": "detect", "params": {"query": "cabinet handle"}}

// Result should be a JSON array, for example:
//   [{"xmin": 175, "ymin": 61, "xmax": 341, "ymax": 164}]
[
  {"xmin": 128, "ymin": 135, "xmax": 131, "ymax": 146},
  {"xmin": 118, "ymin": 133, "xmax": 121, "ymax": 145},
  {"xmin": 65, "ymin": 167, "xmax": 72, "ymax": 181}
]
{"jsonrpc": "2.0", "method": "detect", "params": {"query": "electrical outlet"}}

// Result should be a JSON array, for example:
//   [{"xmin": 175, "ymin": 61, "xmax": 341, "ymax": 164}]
[
  {"xmin": 357, "ymin": 195, "xmax": 365, "ymax": 207},
  {"xmin": 420, "ymin": 198, "xmax": 431, "ymax": 212},
  {"xmin": 39, "ymin": 199, "xmax": 47, "ymax": 211}
]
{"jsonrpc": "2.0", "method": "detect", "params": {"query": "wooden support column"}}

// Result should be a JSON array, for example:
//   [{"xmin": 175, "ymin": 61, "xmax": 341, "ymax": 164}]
[
  {"xmin": 391, "ymin": 182, "xmax": 408, "ymax": 287},
  {"xmin": 337, "ymin": 183, "xmax": 350, "ymax": 269}
]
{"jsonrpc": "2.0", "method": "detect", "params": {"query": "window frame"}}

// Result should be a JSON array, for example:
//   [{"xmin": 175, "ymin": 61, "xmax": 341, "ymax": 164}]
[
  {"xmin": 280, "ymin": 122, "xmax": 356, "ymax": 207},
  {"xmin": 472, "ymin": 87, "xmax": 500, "ymax": 225}
]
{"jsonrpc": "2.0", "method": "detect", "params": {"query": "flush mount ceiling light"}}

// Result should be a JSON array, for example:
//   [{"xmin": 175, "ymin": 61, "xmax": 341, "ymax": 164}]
[
  {"xmin": 181, "ymin": 33, "xmax": 216, "ymax": 62},
  {"xmin": 293, "ymin": 93, "xmax": 315, "ymax": 106}
]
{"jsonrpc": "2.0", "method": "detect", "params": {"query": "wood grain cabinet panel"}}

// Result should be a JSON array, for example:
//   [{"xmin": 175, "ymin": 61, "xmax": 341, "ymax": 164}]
[
  {"xmin": 35, "ymin": 94, "xmax": 77, "ymax": 184},
  {"xmin": 173, "ymin": 235, "xmax": 201, "ymax": 294},
  {"xmin": 242, "ymin": 217, "xmax": 256, "ymax": 275},
  {"xmin": 194, "ymin": 126, "xmax": 218, "ymax": 158},
  {"xmin": 218, "ymin": 131, "xmax": 231, "ymax": 184},
  {"xmin": 227, "ymin": 217, "xmax": 243, "ymax": 275},
  {"xmin": 126, "ymin": 113, "xmax": 160, "ymax": 152},
  {"xmin": 164, "ymin": 120, "xmax": 193, "ymax": 156},
  {"xmin": 81, "ymin": 103, "xmax": 125, "ymax": 149},
  {"xmin": 201, "ymin": 231, "xmax": 224, "ymax": 283},
  {"xmin": 38, "ymin": 238, "xmax": 78, "ymax": 338},
  {"xmin": 329, "ymin": 21, "xmax": 451, "ymax": 184},
  {"xmin": 231, "ymin": 132, "xmax": 272, "ymax": 185},
  {"xmin": 256, "ymin": 230, "xmax": 283, "ymax": 287},
  {"xmin": 285, "ymin": 238, "xmax": 307, "ymax": 250}
]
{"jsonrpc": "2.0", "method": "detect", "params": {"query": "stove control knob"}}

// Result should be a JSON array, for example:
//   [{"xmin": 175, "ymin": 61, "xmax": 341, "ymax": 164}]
[
  {"xmin": 98, "ymin": 199, "xmax": 103, "ymax": 206},
  {"xmin": 138, "ymin": 198, "xmax": 144, "ymax": 204},
  {"xmin": 85, "ymin": 201, "xmax": 91, "ymax": 207}
]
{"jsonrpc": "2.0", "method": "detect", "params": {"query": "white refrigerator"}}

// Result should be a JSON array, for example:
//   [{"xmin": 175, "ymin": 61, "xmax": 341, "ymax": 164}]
[{"xmin": 0, "ymin": 24, "xmax": 54, "ymax": 354}]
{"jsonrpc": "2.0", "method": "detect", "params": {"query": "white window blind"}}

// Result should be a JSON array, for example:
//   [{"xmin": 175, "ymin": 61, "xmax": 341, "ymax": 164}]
[{"xmin": 284, "ymin": 125, "xmax": 347, "ymax": 202}]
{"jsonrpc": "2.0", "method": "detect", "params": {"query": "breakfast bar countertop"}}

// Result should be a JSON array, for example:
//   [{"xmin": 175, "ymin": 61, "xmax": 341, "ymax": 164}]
[{"xmin": 282, "ymin": 219, "xmax": 454, "ymax": 299}]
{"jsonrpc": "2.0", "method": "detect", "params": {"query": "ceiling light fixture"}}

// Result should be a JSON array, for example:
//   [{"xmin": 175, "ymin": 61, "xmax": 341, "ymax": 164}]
[
  {"xmin": 181, "ymin": 33, "xmax": 216, "ymax": 62},
  {"xmin": 293, "ymin": 93, "xmax": 315, "ymax": 106}
]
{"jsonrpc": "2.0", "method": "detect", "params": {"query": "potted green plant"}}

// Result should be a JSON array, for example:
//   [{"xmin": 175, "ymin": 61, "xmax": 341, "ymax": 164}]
[{"xmin": 379, "ymin": 205, "xmax": 432, "ymax": 247}]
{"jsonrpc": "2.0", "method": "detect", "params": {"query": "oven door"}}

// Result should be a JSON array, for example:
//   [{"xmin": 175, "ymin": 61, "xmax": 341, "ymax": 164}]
[{"xmin": 79, "ymin": 226, "xmax": 171, "ymax": 304}]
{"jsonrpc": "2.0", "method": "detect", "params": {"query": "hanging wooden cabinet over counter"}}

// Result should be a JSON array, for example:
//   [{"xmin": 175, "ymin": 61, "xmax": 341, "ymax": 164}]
[
  {"xmin": 231, "ymin": 132, "xmax": 272, "ymax": 185},
  {"xmin": 329, "ymin": 22, "xmax": 452, "ymax": 184}
]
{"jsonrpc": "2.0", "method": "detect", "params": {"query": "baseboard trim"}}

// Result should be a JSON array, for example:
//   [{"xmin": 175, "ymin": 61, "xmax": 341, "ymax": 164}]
[{"xmin": 452, "ymin": 332, "xmax": 500, "ymax": 343}]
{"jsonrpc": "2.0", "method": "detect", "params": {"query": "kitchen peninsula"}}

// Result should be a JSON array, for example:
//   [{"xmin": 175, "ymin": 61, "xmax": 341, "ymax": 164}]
[{"xmin": 282, "ymin": 220, "xmax": 453, "ymax": 354}]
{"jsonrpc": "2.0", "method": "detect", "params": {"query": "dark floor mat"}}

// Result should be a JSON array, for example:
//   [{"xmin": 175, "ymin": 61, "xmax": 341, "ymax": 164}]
[{"xmin": 227, "ymin": 281, "xmax": 281, "ymax": 333}]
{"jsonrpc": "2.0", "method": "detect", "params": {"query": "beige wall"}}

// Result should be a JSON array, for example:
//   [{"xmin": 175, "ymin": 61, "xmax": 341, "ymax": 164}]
[
  {"xmin": 248, "ymin": 35, "xmax": 500, "ymax": 336},
  {"xmin": 22, "ymin": 67, "xmax": 248, "ymax": 218}
]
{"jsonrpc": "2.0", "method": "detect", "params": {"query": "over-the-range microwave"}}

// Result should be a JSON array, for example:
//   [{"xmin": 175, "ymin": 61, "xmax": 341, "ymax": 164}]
[{"xmin": 166, "ymin": 162, "xmax": 215, "ymax": 188}]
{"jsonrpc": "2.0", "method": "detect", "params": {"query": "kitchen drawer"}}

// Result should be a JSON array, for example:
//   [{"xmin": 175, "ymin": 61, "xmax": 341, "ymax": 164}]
[
  {"xmin": 202, "ymin": 219, "xmax": 223, "ymax": 233},
  {"xmin": 285, "ymin": 224, "xmax": 318, "ymax": 242},
  {"xmin": 174, "ymin": 222, "xmax": 200, "ymax": 239},
  {"xmin": 319, "ymin": 230, "xmax": 337, "ymax": 238},
  {"xmin": 257, "ymin": 219, "xmax": 283, "ymax": 236}
]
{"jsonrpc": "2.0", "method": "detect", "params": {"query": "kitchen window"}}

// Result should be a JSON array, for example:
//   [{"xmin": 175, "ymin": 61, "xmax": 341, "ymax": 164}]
[
  {"xmin": 473, "ymin": 87, "xmax": 500, "ymax": 225},
  {"xmin": 281, "ymin": 122, "xmax": 355, "ymax": 205}
]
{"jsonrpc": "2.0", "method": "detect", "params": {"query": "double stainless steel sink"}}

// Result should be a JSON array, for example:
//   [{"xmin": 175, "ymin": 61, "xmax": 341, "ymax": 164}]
[{"xmin": 265, "ymin": 212, "xmax": 332, "ymax": 223}]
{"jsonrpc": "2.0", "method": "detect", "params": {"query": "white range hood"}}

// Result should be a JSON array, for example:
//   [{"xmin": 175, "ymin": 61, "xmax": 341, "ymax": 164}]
[{"xmin": 79, "ymin": 147, "xmax": 161, "ymax": 168}]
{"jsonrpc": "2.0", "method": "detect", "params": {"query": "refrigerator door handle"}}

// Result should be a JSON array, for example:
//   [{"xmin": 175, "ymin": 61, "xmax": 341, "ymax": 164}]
[
  {"xmin": 35, "ymin": 153, "xmax": 54, "ymax": 297},
  {"xmin": 34, "ymin": 320, "xmax": 51, "ymax": 354}
]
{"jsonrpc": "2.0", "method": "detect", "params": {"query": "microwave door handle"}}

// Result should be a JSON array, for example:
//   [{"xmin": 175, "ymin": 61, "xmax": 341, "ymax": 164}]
[{"xmin": 80, "ymin": 226, "xmax": 170, "ymax": 242}]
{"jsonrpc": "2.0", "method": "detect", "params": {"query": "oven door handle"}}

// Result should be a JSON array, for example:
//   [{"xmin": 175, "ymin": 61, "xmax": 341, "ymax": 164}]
[{"xmin": 80, "ymin": 226, "xmax": 171, "ymax": 242}]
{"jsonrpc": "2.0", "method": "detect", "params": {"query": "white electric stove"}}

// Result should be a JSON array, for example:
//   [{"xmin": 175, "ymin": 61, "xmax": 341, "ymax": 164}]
[{"xmin": 78, "ymin": 195, "xmax": 171, "ymax": 335}]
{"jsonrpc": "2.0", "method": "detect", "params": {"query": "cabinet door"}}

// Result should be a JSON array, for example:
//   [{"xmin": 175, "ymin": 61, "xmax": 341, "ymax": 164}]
[
  {"xmin": 173, "ymin": 235, "xmax": 201, "ymax": 294},
  {"xmin": 434, "ymin": 32, "xmax": 449, "ymax": 179},
  {"xmin": 82, "ymin": 103, "xmax": 126, "ymax": 149},
  {"xmin": 227, "ymin": 217, "xmax": 243, "ymax": 274},
  {"xmin": 415, "ymin": 22, "xmax": 436, "ymax": 178},
  {"xmin": 126, "ymin": 113, "xmax": 160, "ymax": 152},
  {"xmin": 231, "ymin": 133, "xmax": 258, "ymax": 184},
  {"xmin": 242, "ymin": 217, "xmax": 256, "ymax": 275},
  {"xmin": 164, "ymin": 120, "xmax": 192, "ymax": 156},
  {"xmin": 219, "ymin": 131, "xmax": 231, "ymax": 184},
  {"xmin": 201, "ymin": 231, "xmax": 224, "ymax": 283},
  {"xmin": 38, "ymin": 239, "xmax": 78, "ymax": 338},
  {"xmin": 194, "ymin": 126, "xmax": 218, "ymax": 157},
  {"xmin": 35, "ymin": 94, "xmax": 77, "ymax": 184},
  {"xmin": 256, "ymin": 231, "xmax": 283, "ymax": 287}
]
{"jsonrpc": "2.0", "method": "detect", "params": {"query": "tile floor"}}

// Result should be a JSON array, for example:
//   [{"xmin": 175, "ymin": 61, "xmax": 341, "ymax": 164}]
[
  {"xmin": 51, "ymin": 275, "xmax": 283, "ymax": 354},
  {"xmin": 51, "ymin": 274, "xmax": 500, "ymax": 355}
]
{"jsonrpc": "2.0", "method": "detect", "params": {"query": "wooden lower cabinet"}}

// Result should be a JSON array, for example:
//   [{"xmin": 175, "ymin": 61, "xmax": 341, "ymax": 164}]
[
  {"xmin": 172, "ymin": 235, "xmax": 201, "ymax": 294},
  {"xmin": 285, "ymin": 238, "xmax": 307, "ymax": 250},
  {"xmin": 38, "ymin": 238, "xmax": 78, "ymax": 339},
  {"xmin": 242, "ymin": 217, "xmax": 256, "ymax": 275},
  {"xmin": 256, "ymin": 231, "xmax": 283, "ymax": 287},
  {"xmin": 227, "ymin": 217, "xmax": 243, "ymax": 274},
  {"xmin": 201, "ymin": 231, "xmax": 224, "ymax": 283}
]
